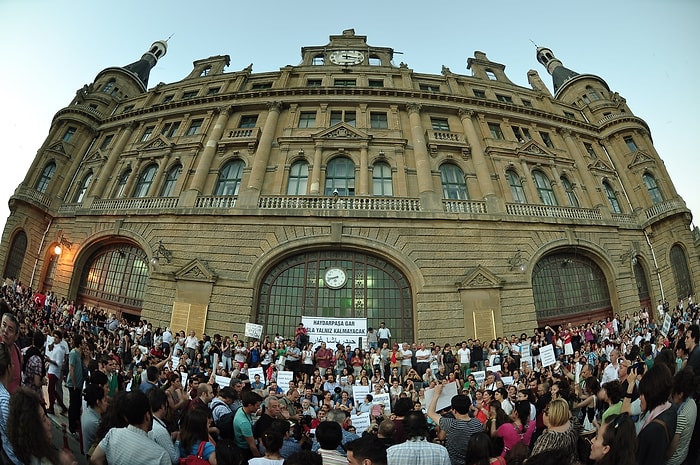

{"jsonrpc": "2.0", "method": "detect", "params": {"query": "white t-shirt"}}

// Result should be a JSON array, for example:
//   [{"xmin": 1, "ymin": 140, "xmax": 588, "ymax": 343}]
[
  {"xmin": 457, "ymin": 347, "xmax": 471, "ymax": 364},
  {"xmin": 47, "ymin": 341, "xmax": 69, "ymax": 377}
]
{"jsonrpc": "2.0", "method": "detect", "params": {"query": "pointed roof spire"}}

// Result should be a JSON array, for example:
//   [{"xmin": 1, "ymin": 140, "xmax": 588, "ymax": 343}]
[
  {"xmin": 536, "ymin": 46, "xmax": 578, "ymax": 93},
  {"xmin": 122, "ymin": 40, "xmax": 168, "ymax": 88}
]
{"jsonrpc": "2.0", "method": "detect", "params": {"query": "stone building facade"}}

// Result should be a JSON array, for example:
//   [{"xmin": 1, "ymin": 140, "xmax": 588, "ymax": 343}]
[{"xmin": 2, "ymin": 29, "xmax": 698, "ymax": 344}]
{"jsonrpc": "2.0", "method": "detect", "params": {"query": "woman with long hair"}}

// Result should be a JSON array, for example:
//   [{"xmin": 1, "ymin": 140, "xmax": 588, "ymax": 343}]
[
  {"xmin": 589, "ymin": 413, "xmax": 637, "ymax": 465},
  {"xmin": 164, "ymin": 371, "xmax": 189, "ymax": 429},
  {"xmin": 249, "ymin": 429, "xmax": 284, "ymax": 465},
  {"xmin": 179, "ymin": 407, "xmax": 217, "ymax": 464},
  {"xmin": 490, "ymin": 400, "xmax": 535, "ymax": 457},
  {"xmin": 8, "ymin": 387, "xmax": 76, "ymax": 465}
]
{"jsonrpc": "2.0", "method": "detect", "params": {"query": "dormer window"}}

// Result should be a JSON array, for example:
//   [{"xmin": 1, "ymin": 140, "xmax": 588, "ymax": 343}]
[
  {"xmin": 200, "ymin": 67, "xmax": 211, "ymax": 77},
  {"xmin": 369, "ymin": 56, "xmax": 381, "ymax": 66},
  {"xmin": 312, "ymin": 54, "xmax": 324, "ymax": 65},
  {"xmin": 485, "ymin": 69, "xmax": 497, "ymax": 80}
]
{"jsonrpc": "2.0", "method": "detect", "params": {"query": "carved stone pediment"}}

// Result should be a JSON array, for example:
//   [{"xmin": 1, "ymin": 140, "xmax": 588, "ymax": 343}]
[
  {"xmin": 517, "ymin": 140, "xmax": 554, "ymax": 158},
  {"xmin": 458, "ymin": 265, "xmax": 503, "ymax": 289},
  {"xmin": 140, "ymin": 136, "xmax": 170, "ymax": 151},
  {"xmin": 627, "ymin": 150, "xmax": 655, "ymax": 170},
  {"xmin": 588, "ymin": 159, "xmax": 616, "ymax": 175},
  {"xmin": 314, "ymin": 123, "xmax": 370, "ymax": 141},
  {"xmin": 47, "ymin": 142, "xmax": 68, "ymax": 155},
  {"xmin": 85, "ymin": 150, "xmax": 106, "ymax": 163},
  {"xmin": 174, "ymin": 259, "xmax": 217, "ymax": 283}
]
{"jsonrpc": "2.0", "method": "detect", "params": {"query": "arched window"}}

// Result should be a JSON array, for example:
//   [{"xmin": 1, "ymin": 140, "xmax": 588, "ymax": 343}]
[
  {"xmin": 533, "ymin": 170, "xmax": 558, "ymax": 205},
  {"xmin": 372, "ymin": 162, "xmax": 393, "ymax": 196},
  {"xmin": 586, "ymin": 86, "xmax": 600, "ymax": 101},
  {"xmin": 77, "ymin": 244, "xmax": 149, "ymax": 314},
  {"xmin": 102, "ymin": 79, "xmax": 116, "ymax": 94},
  {"xmin": 532, "ymin": 252, "xmax": 612, "ymax": 324},
  {"xmin": 670, "ymin": 245, "xmax": 693, "ymax": 299},
  {"xmin": 440, "ymin": 163, "xmax": 468, "ymax": 200},
  {"xmin": 603, "ymin": 181, "xmax": 622, "ymax": 213},
  {"xmin": 506, "ymin": 170, "xmax": 527, "ymax": 204},
  {"xmin": 35, "ymin": 162, "xmax": 56, "ymax": 193},
  {"xmin": 642, "ymin": 173, "xmax": 663, "ymax": 204},
  {"xmin": 73, "ymin": 171, "xmax": 93, "ymax": 203},
  {"xmin": 560, "ymin": 176, "xmax": 579, "ymax": 207},
  {"xmin": 324, "ymin": 157, "xmax": 355, "ymax": 196},
  {"xmin": 215, "ymin": 160, "xmax": 244, "ymax": 196},
  {"xmin": 113, "ymin": 169, "xmax": 131, "ymax": 198},
  {"xmin": 133, "ymin": 164, "xmax": 157, "ymax": 198},
  {"xmin": 286, "ymin": 160, "xmax": 309, "ymax": 195},
  {"xmin": 3, "ymin": 231, "xmax": 27, "ymax": 280},
  {"xmin": 633, "ymin": 258, "xmax": 650, "ymax": 304},
  {"xmin": 257, "ymin": 250, "xmax": 413, "ymax": 343},
  {"xmin": 160, "ymin": 164, "xmax": 182, "ymax": 197}
]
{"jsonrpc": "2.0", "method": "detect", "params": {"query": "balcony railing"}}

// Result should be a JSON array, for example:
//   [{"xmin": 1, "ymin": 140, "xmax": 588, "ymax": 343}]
[
  {"xmin": 645, "ymin": 199, "xmax": 685, "ymax": 219},
  {"xmin": 259, "ymin": 196, "xmax": 422, "ymax": 212},
  {"xmin": 442, "ymin": 200, "xmax": 487, "ymax": 214},
  {"xmin": 506, "ymin": 203, "xmax": 602, "ymax": 220},
  {"xmin": 195, "ymin": 196, "xmax": 238, "ymax": 209},
  {"xmin": 13, "ymin": 186, "xmax": 53, "ymax": 209},
  {"xmin": 92, "ymin": 197, "xmax": 179, "ymax": 211}
]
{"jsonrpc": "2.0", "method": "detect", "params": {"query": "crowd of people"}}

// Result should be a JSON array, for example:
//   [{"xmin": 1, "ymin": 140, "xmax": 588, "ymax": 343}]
[{"xmin": 0, "ymin": 278, "xmax": 698, "ymax": 465}]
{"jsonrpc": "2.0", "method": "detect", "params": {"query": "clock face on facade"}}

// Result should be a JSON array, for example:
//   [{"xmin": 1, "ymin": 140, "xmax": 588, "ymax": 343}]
[
  {"xmin": 324, "ymin": 267, "xmax": 347, "ymax": 289},
  {"xmin": 329, "ymin": 50, "xmax": 364, "ymax": 66}
]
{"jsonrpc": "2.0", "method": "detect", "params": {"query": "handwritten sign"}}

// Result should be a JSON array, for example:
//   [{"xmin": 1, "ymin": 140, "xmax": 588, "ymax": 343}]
[
  {"xmin": 473, "ymin": 370, "xmax": 486, "ymax": 385},
  {"xmin": 660, "ymin": 313, "xmax": 672, "ymax": 337},
  {"xmin": 349, "ymin": 412, "xmax": 372, "ymax": 434},
  {"xmin": 501, "ymin": 376, "xmax": 514, "ymax": 386},
  {"xmin": 248, "ymin": 367, "xmax": 265, "ymax": 383},
  {"xmin": 215, "ymin": 375, "xmax": 232, "ymax": 389},
  {"xmin": 540, "ymin": 344, "xmax": 556, "ymax": 368},
  {"xmin": 487, "ymin": 364, "xmax": 501, "ymax": 373},
  {"xmin": 424, "ymin": 382, "xmax": 458, "ymax": 412},
  {"xmin": 520, "ymin": 343, "xmax": 531, "ymax": 359},
  {"xmin": 301, "ymin": 316, "xmax": 367, "ymax": 349},
  {"xmin": 352, "ymin": 385, "xmax": 371, "ymax": 404},
  {"xmin": 372, "ymin": 392, "xmax": 391, "ymax": 414},
  {"xmin": 245, "ymin": 323, "xmax": 263, "ymax": 339},
  {"xmin": 277, "ymin": 370, "xmax": 294, "ymax": 392}
]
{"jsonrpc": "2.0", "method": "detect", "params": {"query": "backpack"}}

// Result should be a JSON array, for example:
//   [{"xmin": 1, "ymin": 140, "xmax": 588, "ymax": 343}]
[
  {"xmin": 179, "ymin": 441, "xmax": 209, "ymax": 465},
  {"xmin": 216, "ymin": 411, "xmax": 236, "ymax": 439}
]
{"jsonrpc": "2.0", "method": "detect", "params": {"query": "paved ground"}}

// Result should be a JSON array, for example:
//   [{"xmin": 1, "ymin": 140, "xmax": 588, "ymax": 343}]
[{"xmin": 46, "ymin": 385, "xmax": 89, "ymax": 465}]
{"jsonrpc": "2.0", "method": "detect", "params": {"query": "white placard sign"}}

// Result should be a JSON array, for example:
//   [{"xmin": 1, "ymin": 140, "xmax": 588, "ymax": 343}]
[
  {"xmin": 171, "ymin": 356, "xmax": 180, "ymax": 369},
  {"xmin": 501, "ymin": 376, "xmax": 514, "ymax": 385},
  {"xmin": 301, "ymin": 316, "xmax": 367, "ymax": 349},
  {"xmin": 349, "ymin": 413, "xmax": 372, "ymax": 434},
  {"xmin": 520, "ymin": 343, "xmax": 531, "ymax": 359},
  {"xmin": 352, "ymin": 385, "xmax": 371, "ymax": 403},
  {"xmin": 540, "ymin": 344, "xmax": 556, "ymax": 367},
  {"xmin": 245, "ymin": 323, "xmax": 263, "ymax": 339},
  {"xmin": 487, "ymin": 364, "xmax": 501, "ymax": 373},
  {"xmin": 661, "ymin": 313, "xmax": 672, "ymax": 336},
  {"xmin": 215, "ymin": 375, "xmax": 232, "ymax": 389},
  {"xmin": 180, "ymin": 371, "xmax": 188, "ymax": 387},
  {"xmin": 248, "ymin": 367, "xmax": 265, "ymax": 383},
  {"xmin": 277, "ymin": 370, "xmax": 294, "ymax": 392},
  {"xmin": 424, "ymin": 382, "xmax": 458, "ymax": 412},
  {"xmin": 473, "ymin": 370, "xmax": 486, "ymax": 385},
  {"xmin": 372, "ymin": 392, "xmax": 392, "ymax": 414}
]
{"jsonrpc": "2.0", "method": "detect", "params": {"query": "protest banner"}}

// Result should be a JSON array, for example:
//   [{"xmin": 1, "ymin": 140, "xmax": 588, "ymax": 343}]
[
  {"xmin": 248, "ymin": 366, "xmax": 264, "ymax": 383},
  {"xmin": 245, "ymin": 322, "xmax": 263, "ymax": 339},
  {"xmin": 215, "ymin": 375, "xmax": 232, "ymax": 389},
  {"xmin": 473, "ymin": 370, "xmax": 486, "ymax": 385},
  {"xmin": 424, "ymin": 382, "xmax": 458, "ymax": 412},
  {"xmin": 350, "ymin": 413, "xmax": 372, "ymax": 434},
  {"xmin": 277, "ymin": 370, "xmax": 294, "ymax": 392},
  {"xmin": 540, "ymin": 344, "xmax": 556, "ymax": 367},
  {"xmin": 301, "ymin": 316, "xmax": 367, "ymax": 349},
  {"xmin": 372, "ymin": 392, "xmax": 391, "ymax": 414},
  {"xmin": 352, "ymin": 385, "xmax": 371, "ymax": 404},
  {"xmin": 661, "ymin": 313, "xmax": 672, "ymax": 337}
]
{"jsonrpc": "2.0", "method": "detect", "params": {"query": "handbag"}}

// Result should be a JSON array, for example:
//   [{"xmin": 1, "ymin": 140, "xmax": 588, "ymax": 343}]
[{"xmin": 180, "ymin": 441, "xmax": 209, "ymax": 465}]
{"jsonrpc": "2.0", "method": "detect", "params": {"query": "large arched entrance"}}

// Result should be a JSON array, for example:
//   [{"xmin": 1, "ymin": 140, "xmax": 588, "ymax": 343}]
[
  {"xmin": 257, "ymin": 250, "xmax": 413, "ymax": 343},
  {"xmin": 532, "ymin": 251, "xmax": 612, "ymax": 326},
  {"xmin": 77, "ymin": 243, "xmax": 149, "ymax": 320}
]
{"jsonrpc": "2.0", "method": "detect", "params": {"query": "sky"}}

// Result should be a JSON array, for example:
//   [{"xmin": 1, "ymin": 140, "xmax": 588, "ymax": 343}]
[{"xmin": 0, "ymin": 0, "xmax": 698, "ymax": 238}]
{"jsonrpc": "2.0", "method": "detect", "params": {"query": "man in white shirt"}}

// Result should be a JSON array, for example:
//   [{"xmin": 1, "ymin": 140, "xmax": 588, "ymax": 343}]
[
  {"xmin": 414, "ymin": 343, "xmax": 431, "ymax": 377},
  {"xmin": 457, "ymin": 341, "xmax": 471, "ymax": 378},
  {"xmin": 147, "ymin": 389, "xmax": 179, "ymax": 464},
  {"xmin": 46, "ymin": 330, "xmax": 69, "ymax": 415},
  {"xmin": 601, "ymin": 349, "xmax": 620, "ymax": 385},
  {"xmin": 376, "ymin": 322, "xmax": 391, "ymax": 348},
  {"xmin": 400, "ymin": 343, "xmax": 412, "ymax": 378}
]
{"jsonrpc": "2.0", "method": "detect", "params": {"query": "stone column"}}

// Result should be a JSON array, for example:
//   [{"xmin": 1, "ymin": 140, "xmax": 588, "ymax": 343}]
[
  {"xmin": 561, "ymin": 130, "xmax": 600, "ymax": 207},
  {"xmin": 406, "ymin": 103, "xmax": 440, "ymax": 210},
  {"xmin": 122, "ymin": 159, "xmax": 142, "ymax": 197},
  {"xmin": 309, "ymin": 144, "xmax": 323, "ymax": 194},
  {"xmin": 239, "ymin": 101, "xmax": 282, "ymax": 207},
  {"xmin": 358, "ymin": 144, "xmax": 369, "ymax": 195},
  {"xmin": 520, "ymin": 160, "xmax": 540, "ymax": 203},
  {"xmin": 189, "ymin": 106, "xmax": 231, "ymax": 193},
  {"xmin": 147, "ymin": 149, "xmax": 173, "ymax": 197},
  {"xmin": 57, "ymin": 131, "xmax": 96, "ymax": 201},
  {"xmin": 458, "ymin": 108, "xmax": 503, "ymax": 212},
  {"xmin": 549, "ymin": 165, "xmax": 568, "ymax": 206},
  {"xmin": 89, "ymin": 122, "xmax": 136, "ymax": 199}
]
